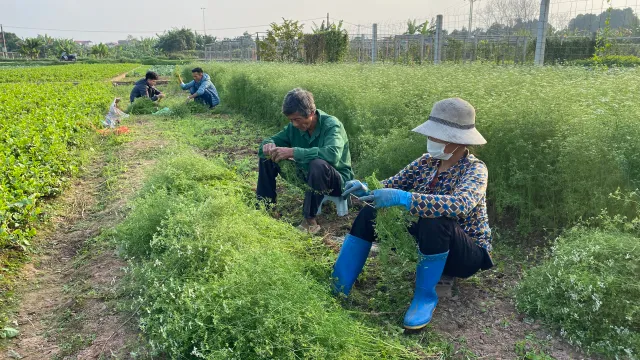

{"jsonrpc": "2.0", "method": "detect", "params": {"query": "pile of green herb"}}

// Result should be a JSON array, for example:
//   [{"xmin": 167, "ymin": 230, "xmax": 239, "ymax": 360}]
[
  {"xmin": 114, "ymin": 153, "xmax": 419, "ymax": 359},
  {"xmin": 126, "ymin": 97, "xmax": 157, "ymax": 115}
]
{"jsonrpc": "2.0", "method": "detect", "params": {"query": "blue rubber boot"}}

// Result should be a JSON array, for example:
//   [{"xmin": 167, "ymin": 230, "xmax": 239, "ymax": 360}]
[
  {"xmin": 331, "ymin": 234, "xmax": 372, "ymax": 296},
  {"xmin": 403, "ymin": 250, "xmax": 449, "ymax": 330}
]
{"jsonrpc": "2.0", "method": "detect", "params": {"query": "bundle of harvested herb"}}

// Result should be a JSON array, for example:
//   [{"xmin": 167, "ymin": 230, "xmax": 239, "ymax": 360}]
[{"xmin": 364, "ymin": 173, "xmax": 418, "ymax": 308}]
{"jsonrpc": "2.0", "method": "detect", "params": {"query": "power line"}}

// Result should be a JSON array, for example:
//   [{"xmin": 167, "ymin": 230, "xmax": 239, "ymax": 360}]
[
  {"xmin": 201, "ymin": 8, "xmax": 207, "ymax": 36},
  {"xmin": 206, "ymin": 18, "xmax": 326, "ymax": 31},
  {"xmin": 3, "ymin": 25, "xmax": 163, "ymax": 34},
  {"xmin": 442, "ymin": 0, "xmax": 472, "ymax": 13},
  {"xmin": 2, "ymin": 17, "xmax": 327, "ymax": 35},
  {"xmin": 341, "ymin": 20, "xmax": 362, "ymax": 27}
]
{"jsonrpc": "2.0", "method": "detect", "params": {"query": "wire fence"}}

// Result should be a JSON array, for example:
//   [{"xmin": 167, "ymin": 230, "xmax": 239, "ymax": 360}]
[
  {"xmin": 542, "ymin": 0, "xmax": 640, "ymax": 62},
  {"xmin": 342, "ymin": 0, "xmax": 640, "ymax": 65},
  {"xmin": 346, "ymin": 33, "xmax": 435, "ymax": 64},
  {"xmin": 346, "ymin": 27, "xmax": 534, "ymax": 65},
  {"xmin": 0, "ymin": 52, "xmax": 21, "ymax": 60},
  {"xmin": 205, "ymin": 39, "xmax": 258, "ymax": 61}
]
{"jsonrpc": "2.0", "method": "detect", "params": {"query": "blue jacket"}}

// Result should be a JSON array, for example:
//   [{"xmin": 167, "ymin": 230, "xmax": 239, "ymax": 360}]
[{"xmin": 181, "ymin": 73, "xmax": 220, "ymax": 107}]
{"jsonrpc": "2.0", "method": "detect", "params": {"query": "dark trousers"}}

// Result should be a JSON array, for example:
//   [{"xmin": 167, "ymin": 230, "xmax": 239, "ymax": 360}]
[
  {"xmin": 190, "ymin": 89, "xmax": 220, "ymax": 108},
  {"xmin": 257, "ymin": 158, "xmax": 342, "ymax": 219},
  {"xmin": 350, "ymin": 206, "xmax": 494, "ymax": 278}
]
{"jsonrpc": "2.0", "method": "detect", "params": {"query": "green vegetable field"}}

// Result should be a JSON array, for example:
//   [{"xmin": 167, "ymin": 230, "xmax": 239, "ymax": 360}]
[
  {"xmin": 126, "ymin": 64, "xmax": 177, "ymax": 78},
  {"xmin": 197, "ymin": 62, "xmax": 640, "ymax": 236},
  {"xmin": 0, "ymin": 63, "xmax": 139, "ymax": 83},
  {"xmin": 1, "ymin": 62, "xmax": 638, "ymax": 359},
  {"xmin": 0, "ymin": 64, "xmax": 137, "ymax": 249},
  {"xmin": 0, "ymin": 82, "xmax": 113, "ymax": 250}
]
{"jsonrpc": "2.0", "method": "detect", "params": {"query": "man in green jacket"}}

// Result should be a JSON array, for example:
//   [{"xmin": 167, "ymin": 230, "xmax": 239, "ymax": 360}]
[{"xmin": 258, "ymin": 88, "xmax": 354, "ymax": 234}]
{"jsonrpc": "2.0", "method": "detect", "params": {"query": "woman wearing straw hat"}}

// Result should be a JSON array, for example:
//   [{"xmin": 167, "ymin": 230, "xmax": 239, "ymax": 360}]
[{"xmin": 334, "ymin": 98, "xmax": 494, "ymax": 330}]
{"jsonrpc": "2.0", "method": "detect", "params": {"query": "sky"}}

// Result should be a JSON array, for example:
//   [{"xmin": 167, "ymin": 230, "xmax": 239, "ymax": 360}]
[{"xmin": 2, "ymin": 0, "xmax": 639, "ymax": 43}]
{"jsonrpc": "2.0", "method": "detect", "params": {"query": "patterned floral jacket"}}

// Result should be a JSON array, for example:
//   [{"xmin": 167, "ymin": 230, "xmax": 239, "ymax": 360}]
[{"xmin": 383, "ymin": 152, "xmax": 492, "ymax": 251}]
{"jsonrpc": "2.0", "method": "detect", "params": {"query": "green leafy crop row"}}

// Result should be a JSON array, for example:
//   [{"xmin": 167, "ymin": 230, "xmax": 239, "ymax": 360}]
[
  {"xmin": 115, "ymin": 153, "xmax": 427, "ymax": 359},
  {"xmin": 194, "ymin": 62, "xmax": 640, "ymax": 236},
  {"xmin": 0, "ymin": 82, "xmax": 114, "ymax": 250},
  {"xmin": 516, "ymin": 227, "xmax": 639, "ymax": 358},
  {"xmin": 126, "ymin": 65, "xmax": 177, "ymax": 78},
  {"xmin": 0, "ymin": 63, "xmax": 140, "ymax": 83}
]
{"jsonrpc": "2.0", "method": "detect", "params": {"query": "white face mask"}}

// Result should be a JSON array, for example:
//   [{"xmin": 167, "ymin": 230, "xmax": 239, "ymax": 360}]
[{"xmin": 427, "ymin": 140, "xmax": 456, "ymax": 160}]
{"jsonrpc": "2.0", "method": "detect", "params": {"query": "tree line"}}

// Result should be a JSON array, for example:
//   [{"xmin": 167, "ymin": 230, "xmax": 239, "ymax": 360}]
[{"xmin": 2, "ymin": 29, "xmax": 217, "ymax": 60}]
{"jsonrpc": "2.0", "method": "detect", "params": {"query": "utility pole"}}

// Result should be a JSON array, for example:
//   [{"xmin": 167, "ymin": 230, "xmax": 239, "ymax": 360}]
[
  {"xmin": 201, "ymin": 8, "xmax": 207, "ymax": 37},
  {"xmin": 1, "ymin": 24, "xmax": 7, "ymax": 58},
  {"xmin": 465, "ymin": 0, "xmax": 478, "ymax": 62},
  {"xmin": 327, "ymin": 13, "xmax": 330, "ymax": 27},
  {"xmin": 255, "ymin": 32, "xmax": 260, "ymax": 61},
  {"xmin": 467, "ymin": 0, "xmax": 477, "ymax": 39}
]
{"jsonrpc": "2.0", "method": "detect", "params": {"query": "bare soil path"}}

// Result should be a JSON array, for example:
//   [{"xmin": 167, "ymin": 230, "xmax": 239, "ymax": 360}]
[
  {"xmin": 109, "ymin": 67, "xmax": 143, "ymax": 83},
  {"xmin": 2, "ymin": 119, "xmax": 165, "ymax": 360}
]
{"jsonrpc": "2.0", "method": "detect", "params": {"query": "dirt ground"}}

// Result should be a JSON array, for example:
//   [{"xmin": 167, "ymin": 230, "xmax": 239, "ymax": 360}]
[{"xmin": 320, "ymin": 226, "xmax": 592, "ymax": 360}]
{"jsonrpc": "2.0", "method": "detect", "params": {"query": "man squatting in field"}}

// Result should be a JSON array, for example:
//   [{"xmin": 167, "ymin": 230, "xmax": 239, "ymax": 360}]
[
  {"xmin": 335, "ymin": 98, "xmax": 495, "ymax": 330},
  {"xmin": 130, "ymin": 71, "xmax": 165, "ymax": 103},
  {"xmin": 257, "ymin": 88, "xmax": 354, "ymax": 234},
  {"xmin": 178, "ymin": 67, "xmax": 221, "ymax": 108}
]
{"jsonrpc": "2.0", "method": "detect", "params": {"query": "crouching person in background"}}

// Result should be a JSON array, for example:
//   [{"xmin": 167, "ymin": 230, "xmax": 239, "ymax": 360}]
[
  {"xmin": 179, "ymin": 67, "xmax": 220, "ymax": 108},
  {"xmin": 334, "ymin": 98, "xmax": 494, "ymax": 330},
  {"xmin": 130, "ymin": 71, "xmax": 165, "ymax": 103},
  {"xmin": 256, "ymin": 88, "xmax": 354, "ymax": 235}
]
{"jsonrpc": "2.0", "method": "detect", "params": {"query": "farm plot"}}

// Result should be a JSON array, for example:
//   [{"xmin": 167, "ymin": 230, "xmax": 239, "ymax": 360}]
[
  {"xmin": 2, "ymin": 62, "xmax": 638, "ymax": 359},
  {"xmin": 197, "ymin": 62, "xmax": 640, "ymax": 237},
  {"xmin": 0, "ymin": 63, "xmax": 139, "ymax": 83},
  {"xmin": 0, "ymin": 81, "xmax": 113, "ymax": 250},
  {"xmin": 126, "ymin": 64, "xmax": 177, "ymax": 78},
  {"xmin": 183, "ymin": 62, "xmax": 640, "ymax": 359}
]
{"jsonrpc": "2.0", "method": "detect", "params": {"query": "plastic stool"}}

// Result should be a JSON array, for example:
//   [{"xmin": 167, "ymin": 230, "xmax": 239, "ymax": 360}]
[
  {"xmin": 436, "ymin": 275, "xmax": 455, "ymax": 298},
  {"xmin": 316, "ymin": 196, "xmax": 349, "ymax": 217}
]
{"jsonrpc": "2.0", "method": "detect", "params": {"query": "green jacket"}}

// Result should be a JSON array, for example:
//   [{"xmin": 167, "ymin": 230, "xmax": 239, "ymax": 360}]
[{"xmin": 259, "ymin": 109, "xmax": 354, "ymax": 187}]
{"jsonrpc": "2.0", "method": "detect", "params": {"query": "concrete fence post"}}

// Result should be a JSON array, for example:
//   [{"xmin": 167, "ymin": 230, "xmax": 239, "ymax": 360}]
[
  {"xmin": 372, "ymin": 24, "xmax": 378, "ymax": 64},
  {"xmin": 435, "ymin": 15, "xmax": 443, "ymax": 64},
  {"xmin": 534, "ymin": 0, "xmax": 551, "ymax": 66}
]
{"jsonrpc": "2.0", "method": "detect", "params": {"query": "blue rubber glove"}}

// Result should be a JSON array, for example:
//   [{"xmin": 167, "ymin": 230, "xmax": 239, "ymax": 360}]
[
  {"xmin": 359, "ymin": 189, "xmax": 412, "ymax": 210},
  {"xmin": 342, "ymin": 180, "xmax": 370, "ymax": 197}
]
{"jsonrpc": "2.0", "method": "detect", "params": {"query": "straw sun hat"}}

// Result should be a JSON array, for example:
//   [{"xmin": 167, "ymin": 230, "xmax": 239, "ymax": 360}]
[{"xmin": 412, "ymin": 98, "xmax": 487, "ymax": 145}]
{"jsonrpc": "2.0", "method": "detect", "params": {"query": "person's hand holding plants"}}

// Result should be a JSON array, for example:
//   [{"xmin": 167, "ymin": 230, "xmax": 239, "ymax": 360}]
[
  {"xmin": 271, "ymin": 147, "xmax": 294, "ymax": 162},
  {"xmin": 262, "ymin": 143, "xmax": 276, "ymax": 157},
  {"xmin": 342, "ymin": 180, "xmax": 370, "ymax": 197}
]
